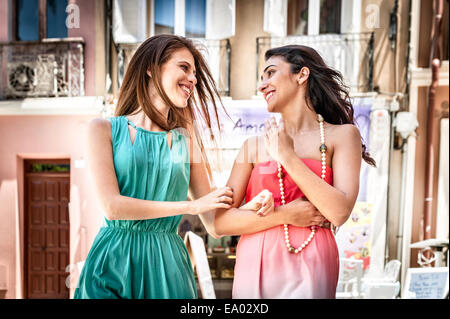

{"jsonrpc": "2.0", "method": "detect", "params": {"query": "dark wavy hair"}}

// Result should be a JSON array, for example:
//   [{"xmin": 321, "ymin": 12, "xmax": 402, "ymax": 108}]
[{"xmin": 265, "ymin": 45, "xmax": 376, "ymax": 166}]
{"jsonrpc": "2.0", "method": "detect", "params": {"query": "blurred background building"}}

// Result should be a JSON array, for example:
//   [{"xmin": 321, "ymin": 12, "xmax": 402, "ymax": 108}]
[{"xmin": 0, "ymin": 0, "xmax": 448, "ymax": 299}]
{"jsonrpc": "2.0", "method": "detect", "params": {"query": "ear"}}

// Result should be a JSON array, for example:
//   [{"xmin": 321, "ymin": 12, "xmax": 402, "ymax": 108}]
[
  {"xmin": 146, "ymin": 70, "xmax": 152, "ymax": 78},
  {"xmin": 297, "ymin": 67, "xmax": 310, "ymax": 85}
]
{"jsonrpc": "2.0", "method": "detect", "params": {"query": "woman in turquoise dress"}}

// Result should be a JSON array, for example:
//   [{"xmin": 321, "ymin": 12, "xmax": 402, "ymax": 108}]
[{"xmin": 74, "ymin": 35, "xmax": 270, "ymax": 299}]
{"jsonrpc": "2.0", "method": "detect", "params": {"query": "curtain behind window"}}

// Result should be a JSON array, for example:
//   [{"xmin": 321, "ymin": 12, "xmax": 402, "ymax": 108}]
[
  {"xmin": 17, "ymin": 0, "xmax": 39, "ymax": 41},
  {"xmin": 113, "ymin": 0, "xmax": 147, "ymax": 43}
]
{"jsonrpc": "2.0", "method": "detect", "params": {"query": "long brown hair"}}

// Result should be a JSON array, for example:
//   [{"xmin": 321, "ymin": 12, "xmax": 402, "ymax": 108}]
[
  {"xmin": 115, "ymin": 34, "xmax": 225, "ymax": 171},
  {"xmin": 265, "ymin": 45, "xmax": 376, "ymax": 166},
  {"xmin": 116, "ymin": 35, "xmax": 223, "ymax": 134}
]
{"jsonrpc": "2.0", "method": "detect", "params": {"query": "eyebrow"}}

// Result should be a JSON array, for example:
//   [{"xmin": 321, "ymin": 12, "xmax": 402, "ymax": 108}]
[
  {"xmin": 263, "ymin": 64, "xmax": 276, "ymax": 73},
  {"xmin": 260, "ymin": 64, "xmax": 276, "ymax": 80}
]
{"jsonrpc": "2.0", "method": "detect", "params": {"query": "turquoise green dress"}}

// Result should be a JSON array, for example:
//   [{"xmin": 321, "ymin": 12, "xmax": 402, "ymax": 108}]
[{"xmin": 74, "ymin": 116, "xmax": 197, "ymax": 299}]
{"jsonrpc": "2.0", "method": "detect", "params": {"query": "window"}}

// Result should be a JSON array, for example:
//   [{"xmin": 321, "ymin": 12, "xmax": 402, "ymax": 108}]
[
  {"xmin": 16, "ymin": 0, "xmax": 39, "ymax": 41},
  {"xmin": 272, "ymin": 0, "xmax": 343, "ymax": 36},
  {"xmin": 319, "ymin": 0, "xmax": 340, "ymax": 34},
  {"xmin": 15, "ymin": 0, "xmax": 68, "ymax": 41},
  {"xmin": 287, "ymin": 0, "xmax": 308, "ymax": 36},
  {"xmin": 152, "ymin": 0, "xmax": 208, "ymax": 38},
  {"xmin": 155, "ymin": 0, "xmax": 175, "ymax": 35},
  {"xmin": 185, "ymin": 0, "xmax": 206, "ymax": 38},
  {"xmin": 46, "ymin": 0, "xmax": 68, "ymax": 38},
  {"xmin": 29, "ymin": 163, "xmax": 70, "ymax": 173}
]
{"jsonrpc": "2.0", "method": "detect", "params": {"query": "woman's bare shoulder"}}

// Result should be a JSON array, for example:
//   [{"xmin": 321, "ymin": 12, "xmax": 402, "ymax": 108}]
[
  {"xmin": 329, "ymin": 123, "xmax": 361, "ymax": 141},
  {"xmin": 328, "ymin": 123, "xmax": 362, "ymax": 153},
  {"xmin": 87, "ymin": 117, "xmax": 112, "ymax": 139},
  {"xmin": 89, "ymin": 117, "xmax": 111, "ymax": 128}
]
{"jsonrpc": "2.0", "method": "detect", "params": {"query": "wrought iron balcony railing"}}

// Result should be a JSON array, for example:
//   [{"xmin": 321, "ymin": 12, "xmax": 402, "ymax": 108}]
[
  {"xmin": 116, "ymin": 38, "xmax": 231, "ymax": 96},
  {"xmin": 256, "ymin": 32, "xmax": 374, "ymax": 93},
  {"xmin": 0, "ymin": 38, "xmax": 84, "ymax": 99}
]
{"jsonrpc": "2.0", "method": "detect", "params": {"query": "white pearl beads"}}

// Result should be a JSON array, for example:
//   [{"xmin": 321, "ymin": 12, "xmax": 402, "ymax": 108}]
[{"xmin": 279, "ymin": 114, "xmax": 326, "ymax": 254}]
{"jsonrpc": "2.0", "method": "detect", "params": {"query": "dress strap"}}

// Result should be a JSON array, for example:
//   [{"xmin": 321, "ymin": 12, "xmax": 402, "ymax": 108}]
[{"xmin": 126, "ymin": 118, "xmax": 138, "ymax": 130}]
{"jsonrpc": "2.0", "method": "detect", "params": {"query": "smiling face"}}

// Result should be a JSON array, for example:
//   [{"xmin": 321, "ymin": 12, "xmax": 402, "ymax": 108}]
[
  {"xmin": 258, "ymin": 56, "xmax": 305, "ymax": 113},
  {"xmin": 154, "ymin": 47, "xmax": 197, "ymax": 108}
]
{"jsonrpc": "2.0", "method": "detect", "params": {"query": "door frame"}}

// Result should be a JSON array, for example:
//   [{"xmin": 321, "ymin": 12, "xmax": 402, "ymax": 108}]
[{"xmin": 23, "ymin": 158, "xmax": 70, "ymax": 299}]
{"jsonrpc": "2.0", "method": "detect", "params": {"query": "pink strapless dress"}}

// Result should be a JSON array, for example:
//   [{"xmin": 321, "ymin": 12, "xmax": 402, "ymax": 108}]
[{"xmin": 232, "ymin": 159, "xmax": 339, "ymax": 299}]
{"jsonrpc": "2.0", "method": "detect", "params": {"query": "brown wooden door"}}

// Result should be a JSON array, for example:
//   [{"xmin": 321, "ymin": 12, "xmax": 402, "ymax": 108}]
[{"xmin": 25, "ymin": 163, "xmax": 70, "ymax": 299}]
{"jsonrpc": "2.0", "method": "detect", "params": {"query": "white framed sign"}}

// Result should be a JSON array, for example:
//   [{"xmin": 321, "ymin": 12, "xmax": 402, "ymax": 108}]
[
  {"xmin": 403, "ymin": 267, "xmax": 449, "ymax": 299},
  {"xmin": 184, "ymin": 231, "xmax": 216, "ymax": 299}
]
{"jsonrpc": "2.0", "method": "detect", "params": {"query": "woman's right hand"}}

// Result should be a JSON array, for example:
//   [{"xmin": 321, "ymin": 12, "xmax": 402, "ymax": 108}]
[
  {"xmin": 190, "ymin": 187, "xmax": 234, "ymax": 215},
  {"xmin": 283, "ymin": 198, "xmax": 325, "ymax": 227}
]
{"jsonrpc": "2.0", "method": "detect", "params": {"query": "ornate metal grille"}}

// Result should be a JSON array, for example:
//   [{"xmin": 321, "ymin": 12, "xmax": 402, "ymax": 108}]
[{"xmin": 0, "ymin": 39, "xmax": 84, "ymax": 99}]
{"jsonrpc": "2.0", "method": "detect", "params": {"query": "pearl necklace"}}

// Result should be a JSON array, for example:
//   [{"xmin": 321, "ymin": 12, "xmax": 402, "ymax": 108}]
[{"xmin": 278, "ymin": 114, "xmax": 327, "ymax": 254}]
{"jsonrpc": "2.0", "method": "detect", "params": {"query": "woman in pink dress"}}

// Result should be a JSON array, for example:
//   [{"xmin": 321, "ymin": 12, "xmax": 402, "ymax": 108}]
[{"xmin": 214, "ymin": 45, "xmax": 376, "ymax": 299}]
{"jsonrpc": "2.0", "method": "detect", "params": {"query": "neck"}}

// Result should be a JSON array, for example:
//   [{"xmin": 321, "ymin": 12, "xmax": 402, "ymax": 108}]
[
  {"xmin": 131, "ymin": 108, "xmax": 167, "ymax": 132},
  {"xmin": 148, "ymin": 82, "xmax": 170, "ymax": 122},
  {"xmin": 281, "ymin": 96, "xmax": 318, "ymax": 136},
  {"xmin": 151, "ymin": 97, "xmax": 170, "ymax": 121}
]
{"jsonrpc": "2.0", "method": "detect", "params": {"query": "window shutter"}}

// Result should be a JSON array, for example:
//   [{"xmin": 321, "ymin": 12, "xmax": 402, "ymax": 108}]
[
  {"xmin": 263, "ymin": 0, "xmax": 287, "ymax": 37},
  {"xmin": 205, "ymin": 0, "xmax": 235, "ymax": 39},
  {"xmin": 112, "ymin": 0, "xmax": 147, "ymax": 43}
]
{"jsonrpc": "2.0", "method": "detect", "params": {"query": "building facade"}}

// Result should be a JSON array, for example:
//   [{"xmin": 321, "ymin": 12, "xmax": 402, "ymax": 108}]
[
  {"xmin": 0, "ymin": 0, "xmax": 105, "ymax": 299},
  {"xmin": 0, "ymin": 0, "xmax": 447, "ymax": 299}
]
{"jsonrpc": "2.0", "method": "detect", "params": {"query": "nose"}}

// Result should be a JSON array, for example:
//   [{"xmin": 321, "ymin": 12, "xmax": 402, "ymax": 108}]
[
  {"xmin": 188, "ymin": 72, "xmax": 197, "ymax": 86},
  {"xmin": 258, "ymin": 79, "xmax": 268, "ymax": 93}
]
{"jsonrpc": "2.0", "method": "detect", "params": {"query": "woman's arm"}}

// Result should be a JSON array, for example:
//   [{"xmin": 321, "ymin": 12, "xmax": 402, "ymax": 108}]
[
  {"xmin": 214, "ymin": 137, "xmax": 278, "ymax": 236},
  {"xmin": 214, "ymin": 137, "xmax": 325, "ymax": 236},
  {"xmin": 187, "ymin": 131, "xmax": 233, "ymax": 239},
  {"xmin": 266, "ymin": 119, "xmax": 362, "ymax": 226},
  {"xmin": 215, "ymin": 199, "xmax": 325, "ymax": 236},
  {"xmin": 87, "ymin": 118, "xmax": 232, "ymax": 220}
]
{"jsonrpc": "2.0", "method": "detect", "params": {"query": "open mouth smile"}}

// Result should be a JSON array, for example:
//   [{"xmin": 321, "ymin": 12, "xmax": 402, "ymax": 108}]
[
  {"xmin": 179, "ymin": 84, "xmax": 193, "ymax": 98},
  {"xmin": 264, "ymin": 90, "xmax": 275, "ymax": 102}
]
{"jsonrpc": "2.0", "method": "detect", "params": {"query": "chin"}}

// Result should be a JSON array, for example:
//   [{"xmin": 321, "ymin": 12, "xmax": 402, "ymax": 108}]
[
  {"xmin": 266, "ymin": 102, "xmax": 278, "ymax": 113},
  {"xmin": 179, "ymin": 100, "xmax": 189, "ymax": 108},
  {"xmin": 173, "ymin": 98, "xmax": 189, "ymax": 108}
]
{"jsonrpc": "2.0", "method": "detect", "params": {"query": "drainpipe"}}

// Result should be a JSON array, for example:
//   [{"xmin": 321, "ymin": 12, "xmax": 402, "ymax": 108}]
[
  {"xmin": 389, "ymin": 0, "xmax": 398, "ymax": 90},
  {"xmin": 423, "ymin": 0, "xmax": 443, "ymax": 242},
  {"xmin": 384, "ymin": 0, "xmax": 399, "ymax": 266},
  {"xmin": 105, "ymin": 0, "xmax": 112, "ymax": 94},
  {"xmin": 396, "ymin": 0, "xmax": 413, "ymax": 266}
]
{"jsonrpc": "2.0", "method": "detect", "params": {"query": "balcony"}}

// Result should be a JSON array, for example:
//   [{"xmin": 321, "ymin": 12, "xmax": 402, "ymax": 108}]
[
  {"xmin": 116, "ymin": 38, "xmax": 231, "ymax": 96},
  {"xmin": 256, "ymin": 32, "xmax": 374, "ymax": 93},
  {"xmin": 0, "ymin": 38, "xmax": 84, "ymax": 100}
]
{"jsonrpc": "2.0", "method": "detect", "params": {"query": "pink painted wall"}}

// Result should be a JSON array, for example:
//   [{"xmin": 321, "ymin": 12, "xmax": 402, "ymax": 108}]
[
  {"xmin": 0, "ymin": 0, "xmax": 105, "ymax": 298},
  {"xmin": 0, "ymin": 0, "xmax": 9, "ymax": 42},
  {"xmin": 0, "ymin": 115, "xmax": 104, "ymax": 299},
  {"xmin": 68, "ymin": 0, "xmax": 98, "ymax": 96}
]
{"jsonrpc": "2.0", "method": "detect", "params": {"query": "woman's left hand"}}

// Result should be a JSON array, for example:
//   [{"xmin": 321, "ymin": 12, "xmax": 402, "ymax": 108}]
[
  {"xmin": 240, "ymin": 189, "xmax": 274, "ymax": 217},
  {"xmin": 264, "ymin": 117, "xmax": 294, "ymax": 163}
]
